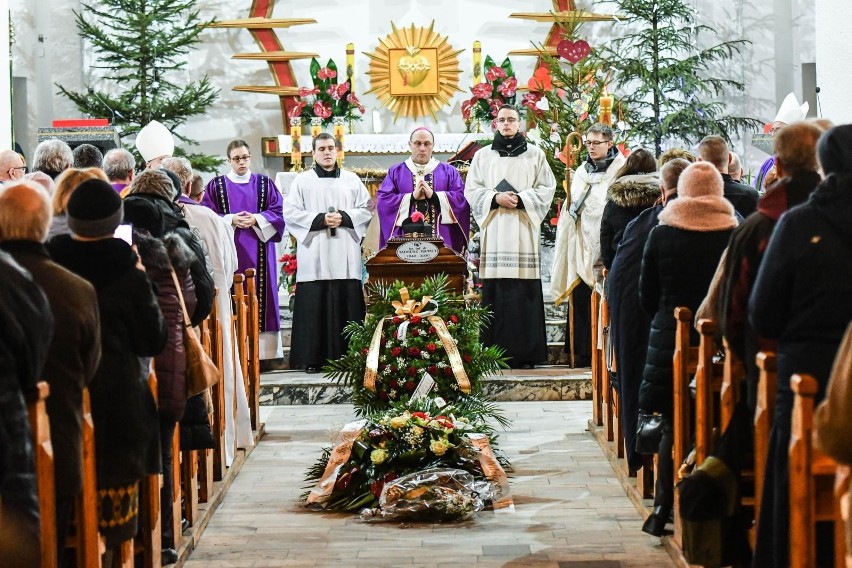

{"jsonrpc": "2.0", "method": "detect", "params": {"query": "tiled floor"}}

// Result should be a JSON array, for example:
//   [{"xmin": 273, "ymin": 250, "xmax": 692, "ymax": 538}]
[{"xmin": 186, "ymin": 402, "xmax": 675, "ymax": 567}]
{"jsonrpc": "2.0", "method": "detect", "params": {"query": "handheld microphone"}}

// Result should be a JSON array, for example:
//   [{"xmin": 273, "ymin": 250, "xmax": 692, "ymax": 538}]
[{"xmin": 327, "ymin": 206, "xmax": 337, "ymax": 237}]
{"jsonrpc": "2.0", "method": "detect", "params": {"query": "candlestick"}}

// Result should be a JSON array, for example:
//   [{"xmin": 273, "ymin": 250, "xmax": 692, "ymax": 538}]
[
  {"xmin": 310, "ymin": 116, "xmax": 323, "ymax": 139},
  {"xmin": 599, "ymin": 90, "xmax": 614, "ymax": 126},
  {"xmin": 289, "ymin": 117, "xmax": 302, "ymax": 172},
  {"xmin": 333, "ymin": 116, "xmax": 345, "ymax": 166},
  {"xmin": 473, "ymin": 40, "xmax": 482, "ymax": 85}
]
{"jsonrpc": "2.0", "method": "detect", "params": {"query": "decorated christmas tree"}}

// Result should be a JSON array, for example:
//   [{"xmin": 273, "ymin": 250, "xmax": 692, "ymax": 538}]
[
  {"xmin": 58, "ymin": 0, "xmax": 221, "ymax": 172},
  {"xmin": 601, "ymin": 0, "xmax": 762, "ymax": 157}
]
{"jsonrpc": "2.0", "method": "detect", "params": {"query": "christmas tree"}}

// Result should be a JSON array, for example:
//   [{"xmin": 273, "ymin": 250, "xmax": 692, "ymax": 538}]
[
  {"xmin": 58, "ymin": 0, "xmax": 221, "ymax": 172},
  {"xmin": 601, "ymin": 0, "xmax": 761, "ymax": 157}
]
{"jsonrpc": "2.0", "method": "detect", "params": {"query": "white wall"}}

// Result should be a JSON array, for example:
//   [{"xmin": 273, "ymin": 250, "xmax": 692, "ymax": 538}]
[
  {"xmin": 1, "ymin": 0, "xmax": 11, "ymax": 149},
  {"xmin": 815, "ymin": 0, "xmax": 852, "ymax": 124}
]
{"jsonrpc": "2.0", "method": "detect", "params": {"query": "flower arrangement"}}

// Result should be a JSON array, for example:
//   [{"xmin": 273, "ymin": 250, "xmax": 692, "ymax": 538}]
[
  {"xmin": 462, "ymin": 56, "xmax": 518, "ymax": 130},
  {"xmin": 278, "ymin": 238, "xmax": 297, "ymax": 311},
  {"xmin": 289, "ymin": 58, "xmax": 366, "ymax": 126},
  {"xmin": 303, "ymin": 395, "xmax": 509, "ymax": 512},
  {"xmin": 324, "ymin": 274, "xmax": 508, "ymax": 416}
]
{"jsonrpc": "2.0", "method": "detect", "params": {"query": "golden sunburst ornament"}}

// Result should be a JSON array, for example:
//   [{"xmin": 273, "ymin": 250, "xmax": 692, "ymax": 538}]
[{"xmin": 365, "ymin": 21, "xmax": 464, "ymax": 121}]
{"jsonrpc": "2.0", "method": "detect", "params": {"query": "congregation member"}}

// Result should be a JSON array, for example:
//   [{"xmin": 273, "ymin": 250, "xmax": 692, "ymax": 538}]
[
  {"xmin": 551, "ymin": 123, "xmax": 625, "ymax": 367},
  {"xmin": 203, "ymin": 140, "xmax": 285, "ymax": 358},
  {"xmin": 754, "ymin": 92, "xmax": 809, "ymax": 192},
  {"xmin": 0, "ymin": 248, "xmax": 53, "ymax": 568},
  {"xmin": 749, "ymin": 124, "xmax": 852, "ymax": 568},
  {"xmin": 48, "ymin": 179, "xmax": 166, "ymax": 566},
  {"xmin": 24, "ymin": 171, "xmax": 56, "ymax": 195},
  {"xmin": 103, "ymin": 148, "xmax": 136, "ymax": 193},
  {"xmin": 697, "ymin": 135, "xmax": 759, "ymax": 217},
  {"xmin": 0, "ymin": 180, "xmax": 101, "ymax": 568},
  {"xmin": 162, "ymin": 156, "xmax": 254, "ymax": 460},
  {"xmin": 32, "ymin": 139, "xmax": 73, "ymax": 180},
  {"xmin": 719, "ymin": 121, "xmax": 825, "ymax": 409},
  {"xmin": 728, "ymin": 151, "xmax": 744, "ymax": 182},
  {"xmin": 72, "ymin": 143, "xmax": 103, "ymax": 170},
  {"xmin": 283, "ymin": 133, "xmax": 372, "ymax": 372},
  {"xmin": 135, "ymin": 119, "xmax": 174, "ymax": 170},
  {"xmin": 0, "ymin": 149, "xmax": 26, "ymax": 184},
  {"xmin": 47, "ymin": 167, "xmax": 110, "ymax": 241},
  {"xmin": 188, "ymin": 173, "xmax": 205, "ymax": 202},
  {"xmin": 599, "ymin": 147, "xmax": 659, "ymax": 270},
  {"xmin": 638, "ymin": 162, "xmax": 737, "ymax": 536},
  {"xmin": 465, "ymin": 105, "xmax": 556, "ymax": 369},
  {"xmin": 376, "ymin": 127, "xmax": 469, "ymax": 254},
  {"xmin": 607, "ymin": 156, "xmax": 691, "ymax": 473}
]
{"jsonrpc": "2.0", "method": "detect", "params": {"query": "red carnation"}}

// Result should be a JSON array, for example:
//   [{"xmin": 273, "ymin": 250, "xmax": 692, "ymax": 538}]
[
  {"xmin": 428, "ymin": 364, "xmax": 438, "ymax": 375},
  {"xmin": 406, "ymin": 366, "xmax": 417, "ymax": 377},
  {"xmin": 391, "ymin": 347, "xmax": 402, "ymax": 357},
  {"xmin": 463, "ymin": 354, "xmax": 473, "ymax": 363},
  {"xmin": 408, "ymin": 347, "xmax": 421, "ymax": 357},
  {"xmin": 410, "ymin": 315, "xmax": 421, "ymax": 324},
  {"xmin": 426, "ymin": 343, "xmax": 437, "ymax": 353}
]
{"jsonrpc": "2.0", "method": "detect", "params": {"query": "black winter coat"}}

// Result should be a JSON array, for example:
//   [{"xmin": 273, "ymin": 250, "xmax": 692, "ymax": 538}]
[
  {"xmin": 49, "ymin": 236, "xmax": 167, "ymax": 487},
  {"xmin": 600, "ymin": 174, "xmax": 660, "ymax": 270},
  {"xmin": 722, "ymin": 174, "xmax": 759, "ymax": 219},
  {"xmin": 0, "ymin": 241, "xmax": 101, "ymax": 500},
  {"xmin": 638, "ymin": 225, "xmax": 732, "ymax": 415}
]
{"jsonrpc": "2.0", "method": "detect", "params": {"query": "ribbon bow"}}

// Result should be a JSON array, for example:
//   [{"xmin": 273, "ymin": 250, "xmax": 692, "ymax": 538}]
[{"xmin": 392, "ymin": 287, "xmax": 438, "ymax": 341}]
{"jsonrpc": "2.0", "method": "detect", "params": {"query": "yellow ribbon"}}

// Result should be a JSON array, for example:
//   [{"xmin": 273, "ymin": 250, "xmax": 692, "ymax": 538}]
[{"xmin": 363, "ymin": 288, "xmax": 470, "ymax": 395}]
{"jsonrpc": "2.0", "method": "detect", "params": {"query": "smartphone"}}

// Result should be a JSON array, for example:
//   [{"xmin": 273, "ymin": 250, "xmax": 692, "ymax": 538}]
[{"xmin": 114, "ymin": 224, "xmax": 133, "ymax": 245}]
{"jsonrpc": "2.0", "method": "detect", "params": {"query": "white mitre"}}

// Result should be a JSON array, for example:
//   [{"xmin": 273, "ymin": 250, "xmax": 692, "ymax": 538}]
[
  {"xmin": 136, "ymin": 120, "xmax": 175, "ymax": 162},
  {"xmin": 774, "ymin": 92, "xmax": 809, "ymax": 125}
]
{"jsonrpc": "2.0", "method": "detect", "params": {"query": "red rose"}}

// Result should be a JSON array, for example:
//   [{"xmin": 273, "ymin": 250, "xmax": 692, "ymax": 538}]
[
  {"xmin": 412, "ymin": 411, "xmax": 430, "ymax": 421},
  {"xmin": 428, "ymin": 326, "xmax": 436, "ymax": 334},
  {"xmin": 379, "ymin": 391, "xmax": 389, "ymax": 400},
  {"xmin": 426, "ymin": 343, "xmax": 437, "ymax": 353},
  {"xmin": 406, "ymin": 366, "xmax": 417, "ymax": 377},
  {"xmin": 361, "ymin": 347, "xmax": 369, "ymax": 355},
  {"xmin": 408, "ymin": 347, "xmax": 421, "ymax": 357},
  {"xmin": 485, "ymin": 66, "xmax": 507, "ymax": 82},
  {"xmin": 471, "ymin": 82, "xmax": 493, "ymax": 99},
  {"xmin": 409, "ymin": 328, "xmax": 419, "ymax": 337},
  {"xmin": 392, "ymin": 316, "xmax": 402, "ymax": 324},
  {"xmin": 389, "ymin": 379, "xmax": 399, "ymax": 389},
  {"xmin": 450, "ymin": 315, "xmax": 459, "ymax": 324},
  {"xmin": 427, "ymin": 365, "xmax": 438, "ymax": 375},
  {"xmin": 405, "ymin": 381, "xmax": 416, "ymax": 391},
  {"xmin": 388, "ymin": 365, "xmax": 397, "ymax": 373},
  {"xmin": 463, "ymin": 354, "xmax": 473, "ymax": 363},
  {"xmin": 443, "ymin": 367, "xmax": 453, "ymax": 376},
  {"xmin": 391, "ymin": 347, "xmax": 402, "ymax": 357},
  {"xmin": 410, "ymin": 315, "xmax": 421, "ymax": 324}
]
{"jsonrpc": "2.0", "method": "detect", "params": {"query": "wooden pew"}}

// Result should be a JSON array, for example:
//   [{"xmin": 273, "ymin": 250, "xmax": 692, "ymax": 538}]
[
  {"xmin": 245, "ymin": 268, "xmax": 261, "ymax": 431},
  {"xmin": 128, "ymin": 371, "xmax": 161, "ymax": 568},
  {"xmin": 196, "ymin": 314, "xmax": 216, "ymax": 502},
  {"xmin": 693, "ymin": 319, "xmax": 722, "ymax": 466},
  {"xmin": 591, "ymin": 287, "xmax": 603, "ymax": 427},
  {"xmin": 26, "ymin": 381, "xmax": 57, "ymax": 568},
  {"xmin": 170, "ymin": 425, "xmax": 182, "ymax": 551},
  {"xmin": 672, "ymin": 307, "xmax": 698, "ymax": 548},
  {"xmin": 754, "ymin": 350, "xmax": 777, "ymax": 534},
  {"xmin": 720, "ymin": 338, "xmax": 745, "ymax": 432},
  {"xmin": 208, "ymin": 289, "xmax": 228, "ymax": 481},
  {"xmin": 64, "ymin": 388, "xmax": 100, "ymax": 568},
  {"xmin": 233, "ymin": 274, "xmax": 250, "ymax": 427},
  {"xmin": 789, "ymin": 373, "xmax": 846, "ymax": 568}
]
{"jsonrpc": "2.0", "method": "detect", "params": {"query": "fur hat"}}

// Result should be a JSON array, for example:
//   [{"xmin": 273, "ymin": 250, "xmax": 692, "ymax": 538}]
[
  {"xmin": 66, "ymin": 178, "xmax": 123, "ymax": 238},
  {"xmin": 817, "ymin": 124, "xmax": 852, "ymax": 176},
  {"xmin": 135, "ymin": 120, "xmax": 174, "ymax": 163},
  {"xmin": 659, "ymin": 163, "xmax": 737, "ymax": 232}
]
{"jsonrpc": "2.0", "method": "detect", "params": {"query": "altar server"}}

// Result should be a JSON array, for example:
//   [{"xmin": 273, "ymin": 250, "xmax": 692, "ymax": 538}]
[
  {"xmin": 464, "ymin": 105, "xmax": 556, "ymax": 368},
  {"xmin": 376, "ymin": 127, "xmax": 469, "ymax": 254},
  {"xmin": 202, "ymin": 140, "xmax": 286, "ymax": 359},
  {"xmin": 283, "ymin": 133, "xmax": 372, "ymax": 373}
]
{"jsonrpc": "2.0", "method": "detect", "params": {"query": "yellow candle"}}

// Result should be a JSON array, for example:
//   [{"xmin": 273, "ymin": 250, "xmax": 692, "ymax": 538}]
[
  {"xmin": 289, "ymin": 117, "xmax": 302, "ymax": 171},
  {"xmin": 310, "ymin": 117, "xmax": 323, "ymax": 139},
  {"xmin": 333, "ymin": 117, "xmax": 345, "ymax": 166},
  {"xmin": 473, "ymin": 40, "xmax": 482, "ymax": 85},
  {"xmin": 599, "ymin": 91, "xmax": 614, "ymax": 126},
  {"xmin": 346, "ymin": 42, "xmax": 355, "ymax": 93}
]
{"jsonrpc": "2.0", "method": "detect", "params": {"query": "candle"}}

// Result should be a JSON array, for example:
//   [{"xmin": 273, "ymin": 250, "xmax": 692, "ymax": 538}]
[
  {"xmin": 473, "ymin": 40, "xmax": 482, "ymax": 85},
  {"xmin": 310, "ymin": 116, "xmax": 323, "ymax": 139},
  {"xmin": 372, "ymin": 108, "xmax": 383, "ymax": 134},
  {"xmin": 289, "ymin": 117, "xmax": 302, "ymax": 171},
  {"xmin": 333, "ymin": 116, "xmax": 345, "ymax": 166},
  {"xmin": 346, "ymin": 42, "xmax": 355, "ymax": 93},
  {"xmin": 599, "ymin": 90, "xmax": 614, "ymax": 126}
]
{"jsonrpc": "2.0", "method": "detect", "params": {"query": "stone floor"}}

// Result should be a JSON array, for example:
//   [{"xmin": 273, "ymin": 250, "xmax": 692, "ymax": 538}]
[{"xmin": 185, "ymin": 402, "xmax": 676, "ymax": 567}]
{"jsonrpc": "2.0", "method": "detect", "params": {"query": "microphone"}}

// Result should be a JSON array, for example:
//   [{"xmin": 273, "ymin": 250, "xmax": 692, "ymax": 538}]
[
  {"xmin": 815, "ymin": 86, "xmax": 822, "ymax": 117},
  {"xmin": 327, "ymin": 206, "xmax": 336, "ymax": 237},
  {"xmin": 88, "ymin": 88, "xmax": 125, "ymax": 126}
]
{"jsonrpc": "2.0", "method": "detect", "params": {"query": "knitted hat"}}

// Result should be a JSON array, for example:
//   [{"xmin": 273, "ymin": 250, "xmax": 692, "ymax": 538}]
[
  {"xmin": 677, "ymin": 162, "xmax": 724, "ymax": 198},
  {"xmin": 817, "ymin": 124, "xmax": 852, "ymax": 176},
  {"xmin": 659, "ymin": 162, "xmax": 736, "ymax": 232},
  {"xmin": 66, "ymin": 178, "xmax": 124, "ymax": 238}
]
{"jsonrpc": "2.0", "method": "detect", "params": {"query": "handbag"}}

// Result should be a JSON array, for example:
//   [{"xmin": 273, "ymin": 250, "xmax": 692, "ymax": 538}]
[
  {"xmin": 170, "ymin": 268, "xmax": 219, "ymax": 397},
  {"xmin": 635, "ymin": 411, "xmax": 664, "ymax": 455}
]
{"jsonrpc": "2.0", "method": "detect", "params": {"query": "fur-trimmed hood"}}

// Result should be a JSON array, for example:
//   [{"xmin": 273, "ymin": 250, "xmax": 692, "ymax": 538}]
[{"xmin": 607, "ymin": 173, "xmax": 661, "ymax": 208}]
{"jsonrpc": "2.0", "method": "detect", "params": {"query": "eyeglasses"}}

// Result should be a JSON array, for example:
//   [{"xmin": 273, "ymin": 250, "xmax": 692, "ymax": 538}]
[
  {"xmin": 584, "ymin": 140, "xmax": 611, "ymax": 147},
  {"xmin": 8, "ymin": 166, "xmax": 26, "ymax": 173},
  {"xmin": 496, "ymin": 117, "xmax": 519, "ymax": 124},
  {"xmin": 230, "ymin": 155, "xmax": 251, "ymax": 163}
]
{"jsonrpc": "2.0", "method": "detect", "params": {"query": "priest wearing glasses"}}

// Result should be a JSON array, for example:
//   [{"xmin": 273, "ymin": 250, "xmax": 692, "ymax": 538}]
[
  {"xmin": 283, "ymin": 133, "xmax": 373, "ymax": 373},
  {"xmin": 202, "ymin": 140, "xmax": 286, "ymax": 358},
  {"xmin": 376, "ymin": 127, "xmax": 469, "ymax": 254},
  {"xmin": 464, "ymin": 105, "xmax": 556, "ymax": 369}
]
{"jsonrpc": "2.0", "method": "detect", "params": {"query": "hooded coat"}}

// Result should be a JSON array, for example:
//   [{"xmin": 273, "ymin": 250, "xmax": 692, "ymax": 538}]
[{"xmin": 600, "ymin": 173, "xmax": 661, "ymax": 270}]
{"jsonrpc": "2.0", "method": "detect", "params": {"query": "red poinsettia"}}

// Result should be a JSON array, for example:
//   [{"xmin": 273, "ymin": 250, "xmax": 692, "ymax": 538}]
[
  {"xmin": 485, "ymin": 66, "xmax": 507, "ymax": 82},
  {"xmin": 498, "ymin": 77, "xmax": 518, "ymax": 98},
  {"xmin": 471, "ymin": 82, "xmax": 493, "ymax": 100},
  {"xmin": 317, "ymin": 67, "xmax": 337, "ymax": 80}
]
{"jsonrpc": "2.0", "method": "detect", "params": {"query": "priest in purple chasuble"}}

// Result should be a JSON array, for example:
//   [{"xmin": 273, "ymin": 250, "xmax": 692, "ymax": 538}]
[
  {"xmin": 202, "ymin": 140, "xmax": 285, "ymax": 358},
  {"xmin": 376, "ymin": 127, "xmax": 469, "ymax": 254},
  {"xmin": 282, "ymin": 133, "xmax": 373, "ymax": 373}
]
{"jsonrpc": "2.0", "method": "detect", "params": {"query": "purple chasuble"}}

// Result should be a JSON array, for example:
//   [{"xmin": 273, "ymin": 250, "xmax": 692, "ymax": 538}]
[
  {"xmin": 201, "ymin": 173, "xmax": 285, "ymax": 332},
  {"xmin": 754, "ymin": 156, "xmax": 775, "ymax": 192},
  {"xmin": 376, "ymin": 161, "xmax": 470, "ymax": 254}
]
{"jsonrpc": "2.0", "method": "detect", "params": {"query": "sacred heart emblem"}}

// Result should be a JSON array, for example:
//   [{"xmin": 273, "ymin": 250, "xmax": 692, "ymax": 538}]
[
  {"xmin": 557, "ymin": 39, "xmax": 591, "ymax": 64},
  {"xmin": 397, "ymin": 46, "xmax": 431, "ymax": 88}
]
